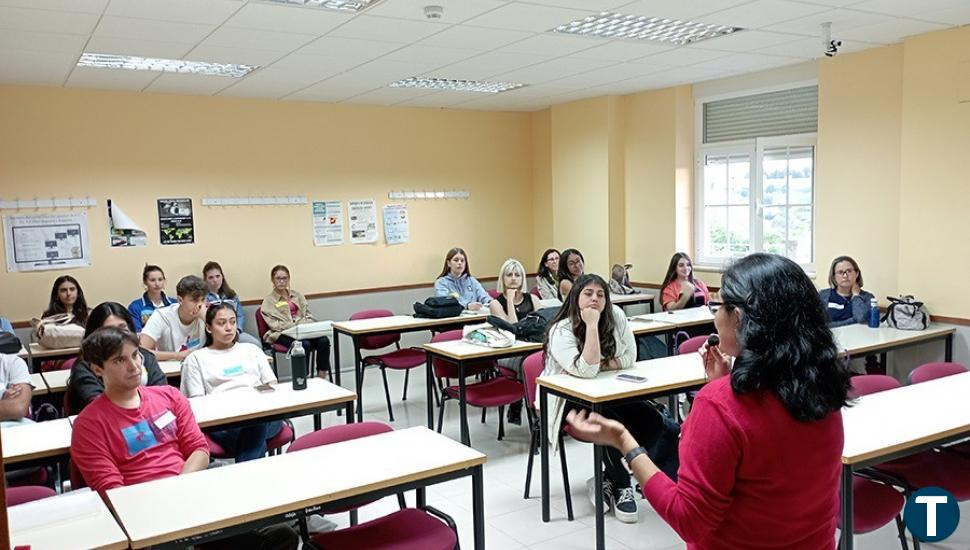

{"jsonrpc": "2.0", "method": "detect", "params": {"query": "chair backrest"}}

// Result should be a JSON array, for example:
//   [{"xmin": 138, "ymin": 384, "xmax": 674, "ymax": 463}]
[
  {"xmin": 68, "ymin": 459, "xmax": 88, "ymax": 490},
  {"xmin": 6, "ymin": 485, "xmax": 56, "ymax": 506},
  {"xmin": 254, "ymin": 308, "xmax": 270, "ymax": 342},
  {"xmin": 908, "ymin": 362, "xmax": 967, "ymax": 384},
  {"xmin": 678, "ymin": 335, "xmax": 708, "ymax": 355},
  {"xmin": 522, "ymin": 351, "xmax": 546, "ymax": 411},
  {"xmin": 529, "ymin": 286, "xmax": 541, "ymax": 297},
  {"xmin": 486, "ymin": 289, "xmax": 500, "ymax": 299},
  {"xmin": 849, "ymin": 374, "xmax": 901, "ymax": 398},
  {"xmin": 288, "ymin": 421, "xmax": 392, "ymax": 453},
  {"xmin": 349, "ymin": 309, "xmax": 399, "ymax": 350},
  {"xmin": 430, "ymin": 330, "xmax": 464, "ymax": 378},
  {"xmin": 59, "ymin": 357, "xmax": 77, "ymax": 371}
]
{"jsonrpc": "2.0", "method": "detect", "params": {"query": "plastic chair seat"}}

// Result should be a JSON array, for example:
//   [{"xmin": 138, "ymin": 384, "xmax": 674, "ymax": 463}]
[
  {"xmin": 267, "ymin": 422, "xmax": 294, "ymax": 450},
  {"xmin": 876, "ymin": 451, "xmax": 970, "ymax": 500},
  {"xmin": 442, "ymin": 376, "xmax": 523, "ymax": 408},
  {"xmin": 309, "ymin": 508, "xmax": 457, "ymax": 550},
  {"xmin": 6, "ymin": 485, "xmax": 57, "ymax": 506},
  {"xmin": 844, "ymin": 478, "xmax": 904, "ymax": 534},
  {"xmin": 363, "ymin": 348, "xmax": 426, "ymax": 370}
]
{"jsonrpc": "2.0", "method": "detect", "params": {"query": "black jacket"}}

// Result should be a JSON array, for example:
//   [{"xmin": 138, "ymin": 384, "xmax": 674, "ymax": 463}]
[{"xmin": 66, "ymin": 348, "xmax": 168, "ymax": 414}]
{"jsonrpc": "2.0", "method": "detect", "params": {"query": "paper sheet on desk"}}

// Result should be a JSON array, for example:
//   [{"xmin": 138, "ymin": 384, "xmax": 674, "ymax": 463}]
[{"xmin": 8, "ymin": 488, "xmax": 99, "ymax": 531}]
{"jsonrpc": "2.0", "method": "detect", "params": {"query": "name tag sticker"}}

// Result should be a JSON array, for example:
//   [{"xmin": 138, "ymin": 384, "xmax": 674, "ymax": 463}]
[
  {"xmin": 275, "ymin": 301, "xmax": 288, "ymax": 308},
  {"xmin": 828, "ymin": 303, "xmax": 845, "ymax": 310},
  {"xmin": 154, "ymin": 410, "xmax": 176, "ymax": 430},
  {"xmin": 223, "ymin": 365, "xmax": 244, "ymax": 377}
]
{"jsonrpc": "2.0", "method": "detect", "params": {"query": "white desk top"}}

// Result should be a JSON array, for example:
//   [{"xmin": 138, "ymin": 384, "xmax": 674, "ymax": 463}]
[
  {"xmin": 610, "ymin": 293, "xmax": 656, "ymax": 305},
  {"xmin": 2, "ymin": 417, "xmax": 73, "ymax": 464},
  {"xmin": 632, "ymin": 307, "xmax": 715, "ymax": 327},
  {"xmin": 332, "ymin": 311, "xmax": 488, "ymax": 335},
  {"xmin": 629, "ymin": 317, "xmax": 682, "ymax": 335},
  {"xmin": 538, "ymin": 353, "xmax": 706, "ymax": 403},
  {"xmin": 422, "ymin": 339, "xmax": 542, "ymax": 361},
  {"xmin": 108, "ymin": 426, "xmax": 486, "ymax": 548},
  {"xmin": 30, "ymin": 372, "xmax": 48, "ymax": 396},
  {"xmin": 40, "ymin": 368, "xmax": 70, "ymax": 392},
  {"xmin": 842, "ymin": 371, "xmax": 970, "ymax": 465},
  {"xmin": 8, "ymin": 489, "xmax": 129, "ymax": 550},
  {"xmin": 18, "ymin": 342, "xmax": 80, "ymax": 359},
  {"xmin": 159, "ymin": 359, "xmax": 182, "ymax": 376},
  {"xmin": 189, "ymin": 378, "xmax": 356, "ymax": 429},
  {"xmin": 282, "ymin": 320, "xmax": 333, "ymax": 339},
  {"xmin": 832, "ymin": 323, "xmax": 955, "ymax": 356}
]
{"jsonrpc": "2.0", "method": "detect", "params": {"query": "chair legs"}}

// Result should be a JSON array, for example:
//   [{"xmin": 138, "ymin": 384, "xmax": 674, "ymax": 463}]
[
  {"xmin": 522, "ymin": 412, "xmax": 574, "ymax": 521},
  {"xmin": 498, "ymin": 405, "xmax": 506, "ymax": 440},
  {"xmin": 893, "ymin": 515, "xmax": 911, "ymax": 550},
  {"xmin": 402, "ymin": 368, "xmax": 410, "ymax": 401},
  {"xmin": 380, "ymin": 367, "xmax": 394, "ymax": 422},
  {"xmin": 558, "ymin": 433, "xmax": 574, "ymax": 521}
]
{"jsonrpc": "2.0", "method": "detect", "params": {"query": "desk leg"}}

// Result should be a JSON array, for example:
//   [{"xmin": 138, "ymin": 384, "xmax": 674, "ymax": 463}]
[
  {"xmin": 665, "ymin": 332, "xmax": 674, "ymax": 356},
  {"xmin": 540, "ymin": 386, "xmax": 550, "ymax": 522},
  {"xmin": 472, "ymin": 465, "xmax": 486, "ymax": 550},
  {"xmin": 592, "ymin": 404, "xmax": 606, "ymax": 550},
  {"xmin": 345, "ymin": 402, "xmax": 354, "ymax": 424},
  {"xmin": 354, "ymin": 337, "xmax": 364, "ymax": 422},
  {"xmin": 426, "ymin": 352, "xmax": 434, "ymax": 429},
  {"xmin": 649, "ymin": 300, "xmax": 655, "ymax": 313},
  {"xmin": 945, "ymin": 333, "xmax": 953, "ymax": 362},
  {"xmin": 839, "ymin": 464, "xmax": 853, "ymax": 550},
  {"xmin": 459, "ymin": 360, "xmax": 470, "ymax": 447},
  {"xmin": 313, "ymin": 413, "xmax": 321, "ymax": 431},
  {"xmin": 333, "ymin": 331, "xmax": 342, "ymax": 389},
  {"xmin": 416, "ymin": 487, "xmax": 426, "ymax": 508}
]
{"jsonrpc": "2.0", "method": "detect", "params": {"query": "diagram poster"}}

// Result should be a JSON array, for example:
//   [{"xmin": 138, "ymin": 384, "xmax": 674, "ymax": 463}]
[
  {"xmin": 348, "ymin": 199, "xmax": 377, "ymax": 244},
  {"xmin": 382, "ymin": 203, "xmax": 409, "ymax": 245},
  {"xmin": 3, "ymin": 211, "xmax": 91, "ymax": 272},
  {"xmin": 157, "ymin": 198, "xmax": 194, "ymax": 245},
  {"xmin": 312, "ymin": 201, "xmax": 344, "ymax": 246}
]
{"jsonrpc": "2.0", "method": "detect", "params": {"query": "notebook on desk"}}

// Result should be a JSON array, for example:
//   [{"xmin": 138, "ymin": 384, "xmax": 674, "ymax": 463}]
[{"xmin": 281, "ymin": 321, "xmax": 333, "ymax": 340}]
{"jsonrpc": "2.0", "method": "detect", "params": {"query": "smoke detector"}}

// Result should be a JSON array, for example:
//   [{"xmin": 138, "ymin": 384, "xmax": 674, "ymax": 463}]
[{"xmin": 424, "ymin": 5, "xmax": 443, "ymax": 19}]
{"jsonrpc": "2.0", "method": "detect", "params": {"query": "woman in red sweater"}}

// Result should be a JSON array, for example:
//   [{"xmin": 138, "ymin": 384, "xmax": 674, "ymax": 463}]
[{"xmin": 568, "ymin": 253, "xmax": 852, "ymax": 550}]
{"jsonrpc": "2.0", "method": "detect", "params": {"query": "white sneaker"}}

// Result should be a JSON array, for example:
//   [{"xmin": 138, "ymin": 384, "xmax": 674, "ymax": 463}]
[
  {"xmin": 613, "ymin": 486, "xmax": 640, "ymax": 523},
  {"xmin": 586, "ymin": 476, "xmax": 614, "ymax": 514}
]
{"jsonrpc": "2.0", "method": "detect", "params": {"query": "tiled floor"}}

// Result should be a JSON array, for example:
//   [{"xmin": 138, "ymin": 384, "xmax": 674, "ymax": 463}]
[{"xmin": 287, "ymin": 367, "xmax": 970, "ymax": 550}]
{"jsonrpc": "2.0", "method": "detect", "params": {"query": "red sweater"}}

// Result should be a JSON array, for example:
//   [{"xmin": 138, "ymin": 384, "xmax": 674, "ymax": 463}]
[
  {"xmin": 642, "ymin": 376, "xmax": 842, "ymax": 550},
  {"xmin": 71, "ymin": 385, "xmax": 208, "ymax": 493}
]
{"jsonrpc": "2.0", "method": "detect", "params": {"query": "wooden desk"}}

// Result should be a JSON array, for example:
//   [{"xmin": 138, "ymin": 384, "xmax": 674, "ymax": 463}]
[
  {"xmin": 839, "ymin": 371, "xmax": 970, "ymax": 549},
  {"xmin": 190, "ymin": 378, "xmax": 356, "ymax": 430},
  {"xmin": 108, "ymin": 426, "xmax": 487, "ymax": 549},
  {"xmin": 537, "ymin": 354, "xmax": 707, "ymax": 550},
  {"xmin": 8, "ymin": 488, "xmax": 128, "ymax": 550},
  {"xmin": 832, "ymin": 323, "xmax": 955, "ymax": 364},
  {"xmin": 30, "ymin": 372, "xmax": 48, "ymax": 396},
  {"xmin": 1, "ymin": 417, "xmax": 73, "ymax": 467},
  {"xmin": 332, "ymin": 311, "xmax": 490, "ymax": 421},
  {"xmin": 421, "ymin": 339, "xmax": 542, "ymax": 446},
  {"xmin": 40, "ymin": 368, "xmax": 70, "ymax": 394},
  {"xmin": 630, "ymin": 307, "xmax": 716, "ymax": 353},
  {"xmin": 19, "ymin": 342, "xmax": 80, "ymax": 372},
  {"xmin": 610, "ymin": 292, "xmax": 656, "ymax": 312}
]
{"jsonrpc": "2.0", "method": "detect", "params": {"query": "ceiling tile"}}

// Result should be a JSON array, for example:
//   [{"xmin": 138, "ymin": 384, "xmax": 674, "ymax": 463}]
[
  {"xmin": 691, "ymin": 30, "xmax": 801, "ymax": 52},
  {"xmin": 755, "ymin": 36, "xmax": 880, "ymax": 57},
  {"xmin": 850, "ymin": 0, "xmax": 967, "ymax": 18},
  {"xmin": 0, "ymin": 0, "xmax": 107, "ymax": 13},
  {"xmin": 105, "ymin": 0, "xmax": 242, "ymax": 25},
  {"xmin": 223, "ymin": 2, "xmax": 351, "ymax": 35},
  {"xmin": 498, "ymin": 33, "xmax": 598, "ymax": 56},
  {"xmin": 93, "ymin": 15, "xmax": 215, "ymax": 43},
  {"xmin": 217, "ymin": 68, "xmax": 325, "ymax": 99},
  {"xmin": 419, "ymin": 25, "xmax": 533, "ymax": 49},
  {"xmin": 200, "ymin": 27, "xmax": 318, "ymax": 52},
  {"xmin": 294, "ymin": 35, "xmax": 402, "ymax": 59},
  {"xmin": 492, "ymin": 55, "xmax": 613, "ymax": 83},
  {"xmin": 384, "ymin": 44, "xmax": 484, "ymax": 67},
  {"xmin": 690, "ymin": 52, "xmax": 801, "ymax": 70},
  {"xmin": 764, "ymin": 8, "xmax": 894, "ymax": 36},
  {"xmin": 568, "ymin": 39, "xmax": 676, "ymax": 62},
  {"xmin": 0, "ymin": 31, "xmax": 87, "ymax": 55},
  {"xmin": 0, "ymin": 6, "xmax": 99, "ymax": 34},
  {"xmin": 792, "ymin": 0, "xmax": 866, "ymax": 6},
  {"xmin": 701, "ymin": 0, "xmax": 831, "ymax": 29},
  {"xmin": 434, "ymin": 51, "xmax": 553, "ymax": 80},
  {"xmin": 341, "ymin": 86, "xmax": 436, "ymax": 106},
  {"xmin": 839, "ymin": 18, "xmax": 948, "ymax": 43},
  {"xmin": 283, "ymin": 76, "xmax": 377, "ymax": 102},
  {"xmin": 464, "ymin": 3, "xmax": 591, "ymax": 32},
  {"xmin": 327, "ymin": 15, "xmax": 449, "ymax": 43},
  {"xmin": 512, "ymin": 0, "xmax": 635, "ymax": 10},
  {"xmin": 546, "ymin": 61, "xmax": 665, "ymax": 88},
  {"xmin": 183, "ymin": 45, "xmax": 285, "ymax": 66},
  {"xmin": 637, "ymin": 46, "xmax": 730, "ymax": 65},
  {"xmin": 324, "ymin": 58, "xmax": 422, "ymax": 88},
  {"xmin": 267, "ymin": 51, "xmax": 380, "ymax": 80},
  {"xmin": 914, "ymin": 5, "xmax": 970, "ymax": 25},
  {"xmin": 366, "ymin": 0, "xmax": 508, "ymax": 24},
  {"xmin": 65, "ymin": 65, "xmax": 159, "ymax": 91},
  {"xmin": 145, "ymin": 73, "xmax": 237, "ymax": 95},
  {"xmin": 618, "ymin": 0, "xmax": 752, "ymax": 21},
  {"xmin": 84, "ymin": 36, "xmax": 194, "ymax": 59},
  {"xmin": 396, "ymin": 90, "xmax": 488, "ymax": 107},
  {"xmin": 0, "ymin": 49, "xmax": 76, "ymax": 85}
]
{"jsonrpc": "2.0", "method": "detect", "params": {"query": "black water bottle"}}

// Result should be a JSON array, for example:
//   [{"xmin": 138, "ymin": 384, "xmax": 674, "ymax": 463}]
[{"xmin": 290, "ymin": 339, "xmax": 307, "ymax": 390}]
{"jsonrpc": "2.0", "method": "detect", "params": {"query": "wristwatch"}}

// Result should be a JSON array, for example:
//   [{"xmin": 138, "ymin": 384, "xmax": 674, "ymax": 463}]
[{"xmin": 624, "ymin": 446, "xmax": 648, "ymax": 465}]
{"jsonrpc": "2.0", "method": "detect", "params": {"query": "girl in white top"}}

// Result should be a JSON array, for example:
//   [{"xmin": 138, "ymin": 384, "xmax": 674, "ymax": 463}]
[{"xmin": 181, "ymin": 303, "xmax": 281, "ymax": 462}]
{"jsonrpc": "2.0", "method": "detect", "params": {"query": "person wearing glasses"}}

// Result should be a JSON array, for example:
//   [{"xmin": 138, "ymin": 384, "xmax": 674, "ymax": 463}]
[
  {"xmin": 259, "ymin": 265, "xmax": 332, "ymax": 379},
  {"xmin": 535, "ymin": 249, "xmax": 560, "ymax": 300},
  {"xmin": 660, "ymin": 252, "xmax": 711, "ymax": 311},
  {"xmin": 556, "ymin": 248, "xmax": 585, "ymax": 300},
  {"xmin": 818, "ymin": 256, "xmax": 875, "ymax": 328}
]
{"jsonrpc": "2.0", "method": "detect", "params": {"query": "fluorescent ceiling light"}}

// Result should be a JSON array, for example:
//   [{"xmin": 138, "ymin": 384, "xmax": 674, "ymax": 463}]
[
  {"xmin": 77, "ymin": 53, "xmax": 256, "ymax": 78},
  {"xmin": 262, "ymin": 0, "xmax": 383, "ymax": 11},
  {"xmin": 553, "ymin": 12, "xmax": 743, "ymax": 45},
  {"xmin": 389, "ymin": 77, "xmax": 525, "ymax": 94}
]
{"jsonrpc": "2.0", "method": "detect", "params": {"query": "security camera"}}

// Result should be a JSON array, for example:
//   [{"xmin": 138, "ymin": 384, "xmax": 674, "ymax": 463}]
[
  {"xmin": 424, "ymin": 5, "xmax": 443, "ymax": 20},
  {"xmin": 820, "ymin": 22, "xmax": 842, "ymax": 58},
  {"xmin": 825, "ymin": 39, "xmax": 842, "ymax": 58}
]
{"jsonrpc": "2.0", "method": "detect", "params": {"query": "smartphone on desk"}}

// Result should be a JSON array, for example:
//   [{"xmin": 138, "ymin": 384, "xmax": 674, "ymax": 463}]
[
  {"xmin": 255, "ymin": 384, "xmax": 276, "ymax": 393},
  {"xmin": 616, "ymin": 373, "xmax": 647, "ymax": 384}
]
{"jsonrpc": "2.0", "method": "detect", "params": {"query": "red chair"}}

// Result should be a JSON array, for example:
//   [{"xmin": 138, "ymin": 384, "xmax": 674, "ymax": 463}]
[
  {"xmin": 59, "ymin": 357, "xmax": 77, "ymax": 371},
  {"xmin": 432, "ymin": 330, "xmax": 523, "ymax": 445},
  {"xmin": 848, "ymin": 374, "xmax": 900, "ymax": 399},
  {"xmin": 839, "ymin": 477, "xmax": 909, "ymax": 550},
  {"xmin": 6, "ymin": 485, "xmax": 56, "ymax": 506},
  {"xmin": 677, "ymin": 335, "xmax": 708, "ymax": 355},
  {"xmin": 522, "ymin": 351, "xmax": 575, "ymax": 521},
  {"xmin": 529, "ymin": 286, "xmax": 541, "ymax": 298},
  {"xmin": 486, "ymin": 289, "xmax": 500, "ymax": 299},
  {"xmin": 350, "ymin": 309, "xmax": 427, "ymax": 422},
  {"xmin": 255, "ymin": 307, "xmax": 288, "ymax": 376},
  {"xmin": 908, "ymin": 362, "xmax": 966, "ymax": 384},
  {"xmin": 205, "ymin": 419, "xmax": 296, "ymax": 460}
]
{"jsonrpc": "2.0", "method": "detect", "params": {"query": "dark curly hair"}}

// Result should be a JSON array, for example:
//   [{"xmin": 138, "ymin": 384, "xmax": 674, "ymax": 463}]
[
  {"xmin": 545, "ymin": 274, "xmax": 617, "ymax": 367},
  {"xmin": 719, "ymin": 253, "xmax": 851, "ymax": 422}
]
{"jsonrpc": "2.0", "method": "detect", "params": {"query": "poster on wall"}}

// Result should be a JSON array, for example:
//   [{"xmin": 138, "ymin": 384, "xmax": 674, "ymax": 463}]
[
  {"xmin": 348, "ymin": 199, "xmax": 377, "ymax": 244},
  {"xmin": 157, "ymin": 198, "xmax": 194, "ymax": 245},
  {"xmin": 108, "ymin": 199, "xmax": 147, "ymax": 247},
  {"xmin": 382, "ymin": 203, "xmax": 409, "ymax": 245},
  {"xmin": 3, "ymin": 211, "xmax": 91, "ymax": 272},
  {"xmin": 312, "ymin": 200, "xmax": 344, "ymax": 246}
]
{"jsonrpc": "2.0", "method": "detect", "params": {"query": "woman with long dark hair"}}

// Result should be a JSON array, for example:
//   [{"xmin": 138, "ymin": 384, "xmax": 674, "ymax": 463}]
[
  {"xmin": 660, "ymin": 252, "xmax": 710, "ymax": 311},
  {"xmin": 535, "ymin": 249, "xmax": 560, "ymax": 300},
  {"xmin": 433, "ymin": 247, "xmax": 491, "ymax": 310},
  {"xmin": 567, "ymin": 254, "xmax": 852, "ymax": 549},
  {"xmin": 555, "ymin": 248, "xmax": 585, "ymax": 300},
  {"xmin": 42, "ymin": 275, "xmax": 89, "ymax": 325}
]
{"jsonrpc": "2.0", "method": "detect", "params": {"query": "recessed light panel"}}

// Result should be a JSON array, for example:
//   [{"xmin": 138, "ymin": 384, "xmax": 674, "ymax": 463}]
[
  {"xmin": 554, "ymin": 12, "xmax": 743, "ymax": 45},
  {"xmin": 389, "ymin": 77, "xmax": 525, "ymax": 94},
  {"xmin": 263, "ymin": 0, "xmax": 383, "ymax": 12},
  {"xmin": 77, "ymin": 53, "xmax": 256, "ymax": 78}
]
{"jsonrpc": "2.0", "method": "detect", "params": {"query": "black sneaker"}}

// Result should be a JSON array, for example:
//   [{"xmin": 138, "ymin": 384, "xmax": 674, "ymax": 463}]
[
  {"xmin": 587, "ymin": 476, "xmax": 614, "ymax": 514},
  {"xmin": 506, "ymin": 401, "xmax": 523, "ymax": 425},
  {"xmin": 613, "ymin": 486, "xmax": 639, "ymax": 523}
]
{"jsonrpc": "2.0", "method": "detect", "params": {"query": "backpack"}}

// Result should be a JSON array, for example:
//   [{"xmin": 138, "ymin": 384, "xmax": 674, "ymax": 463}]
[
  {"xmin": 609, "ymin": 263, "xmax": 640, "ymax": 295},
  {"xmin": 486, "ymin": 306, "xmax": 560, "ymax": 343},
  {"xmin": 882, "ymin": 295, "xmax": 930, "ymax": 330},
  {"xmin": 0, "ymin": 332, "xmax": 22, "ymax": 354},
  {"xmin": 413, "ymin": 296, "xmax": 463, "ymax": 319},
  {"xmin": 461, "ymin": 323, "xmax": 515, "ymax": 348}
]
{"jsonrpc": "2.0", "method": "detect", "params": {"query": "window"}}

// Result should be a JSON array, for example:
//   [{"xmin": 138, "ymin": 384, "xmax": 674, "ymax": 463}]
[{"xmin": 695, "ymin": 85, "xmax": 817, "ymax": 269}]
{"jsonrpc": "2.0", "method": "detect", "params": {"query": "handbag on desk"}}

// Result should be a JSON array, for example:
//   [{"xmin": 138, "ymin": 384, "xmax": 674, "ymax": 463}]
[
  {"xmin": 31, "ymin": 313, "xmax": 85, "ymax": 349},
  {"xmin": 462, "ymin": 323, "xmax": 515, "ymax": 348},
  {"xmin": 882, "ymin": 295, "xmax": 930, "ymax": 330}
]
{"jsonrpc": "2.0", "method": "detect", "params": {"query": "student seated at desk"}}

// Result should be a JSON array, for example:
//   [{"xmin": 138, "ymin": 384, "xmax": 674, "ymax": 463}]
[
  {"xmin": 542, "ymin": 274, "xmax": 677, "ymax": 524},
  {"xmin": 127, "ymin": 264, "xmax": 176, "ymax": 332},
  {"xmin": 489, "ymin": 258, "xmax": 540, "ymax": 426},
  {"xmin": 0, "ymin": 352, "xmax": 32, "ymax": 426},
  {"xmin": 139, "ymin": 275, "xmax": 207, "ymax": 362},
  {"xmin": 203, "ymin": 260, "xmax": 261, "ymax": 347},
  {"xmin": 660, "ymin": 252, "xmax": 711, "ymax": 311},
  {"xmin": 67, "ymin": 302, "xmax": 167, "ymax": 415},
  {"xmin": 71, "ymin": 327, "xmax": 298, "ymax": 549},
  {"xmin": 556, "ymin": 248, "xmax": 585, "ymax": 300},
  {"xmin": 535, "ymin": 248, "xmax": 560, "ymax": 300},
  {"xmin": 567, "ymin": 254, "xmax": 852, "ymax": 550},
  {"xmin": 260, "ymin": 265, "xmax": 332, "ymax": 379},
  {"xmin": 818, "ymin": 255, "xmax": 875, "ymax": 328},
  {"xmin": 41, "ymin": 275, "xmax": 90, "ymax": 326},
  {"xmin": 434, "ymin": 247, "xmax": 491, "ymax": 311},
  {"xmin": 181, "ymin": 303, "xmax": 282, "ymax": 462}
]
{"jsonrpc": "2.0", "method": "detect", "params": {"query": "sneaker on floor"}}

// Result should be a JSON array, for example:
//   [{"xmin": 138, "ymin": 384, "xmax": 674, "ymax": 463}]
[
  {"xmin": 586, "ymin": 476, "xmax": 614, "ymax": 514},
  {"xmin": 506, "ymin": 402, "xmax": 523, "ymax": 426},
  {"xmin": 613, "ymin": 486, "xmax": 639, "ymax": 523}
]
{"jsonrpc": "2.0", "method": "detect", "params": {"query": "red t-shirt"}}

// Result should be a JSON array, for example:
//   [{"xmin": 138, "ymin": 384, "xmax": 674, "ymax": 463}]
[
  {"xmin": 642, "ymin": 376, "xmax": 843, "ymax": 550},
  {"xmin": 71, "ymin": 385, "xmax": 208, "ymax": 493}
]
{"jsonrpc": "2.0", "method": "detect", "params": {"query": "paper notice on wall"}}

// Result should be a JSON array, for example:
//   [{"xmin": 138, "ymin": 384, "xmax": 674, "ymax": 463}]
[
  {"xmin": 3, "ymin": 211, "xmax": 91, "ymax": 272},
  {"xmin": 348, "ymin": 199, "xmax": 377, "ymax": 244},
  {"xmin": 382, "ymin": 203, "xmax": 409, "ymax": 245},
  {"xmin": 108, "ymin": 199, "xmax": 147, "ymax": 247},
  {"xmin": 312, "ymin": 200, "xmax": 344, "ymax": 246},
  {"xmin": 157, "ymin": 198, "xmax": 194, "ymax": 245}
]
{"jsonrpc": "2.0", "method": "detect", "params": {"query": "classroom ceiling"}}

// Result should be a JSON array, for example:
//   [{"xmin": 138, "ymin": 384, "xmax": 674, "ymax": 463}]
[{"xmin": 1, "ymin": 0, "xmax": 968, "ymax": 112}]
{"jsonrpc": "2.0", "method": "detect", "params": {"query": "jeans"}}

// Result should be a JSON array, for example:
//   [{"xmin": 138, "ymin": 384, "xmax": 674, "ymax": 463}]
[{"xmin": 209, "ymin": 420, "xmax": 284, "ymax": 462}]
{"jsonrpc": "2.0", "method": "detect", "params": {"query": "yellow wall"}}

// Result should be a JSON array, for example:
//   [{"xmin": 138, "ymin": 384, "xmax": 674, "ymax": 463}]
[
  {"xmin": 0, "ymin": 86, "xmax": 535, "ymax": 322},
  {"xmin": 531, "ymin": 109, "xmax": 552, "ymax": 263}
]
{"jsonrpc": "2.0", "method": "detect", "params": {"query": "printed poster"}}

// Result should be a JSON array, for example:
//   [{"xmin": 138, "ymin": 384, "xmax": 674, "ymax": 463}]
[
  {"xmin": 3, "ymin": 211, "xmax": 91, "ymax": 272},
  {"xmin": 157, "ymin": 198, "xmax": 194, "ymax": 245},
  {"xmin": 348, "ymin": 199, "xmax": 377, "ymax": 244},
  {"xmin": 108, "ymin": 199, "xmax": 147, "ymax": 247},
  {"xmin": 382, "ymin": 203, "xmax": 409, "ymax": 245},
  {"xmin": 312, "ymin": 200, "xmax": 344, "ymax": 246}
]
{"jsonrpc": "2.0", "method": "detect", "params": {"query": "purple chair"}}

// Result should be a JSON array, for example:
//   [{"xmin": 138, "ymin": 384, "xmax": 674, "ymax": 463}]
[
  {"xmin": 350, "ymin": 309, "xmax": 427, "ymax": 422},
  {"xmin": 848, "ymin": 374, "xmax": 901, "ymax": 399},
  {"xmin": 205, "ymin": 419, "xmax": 296, "ymax": 460},
  {"xmin": 6, "ymin": 485, "xmax": 56, "ymax": 506}
]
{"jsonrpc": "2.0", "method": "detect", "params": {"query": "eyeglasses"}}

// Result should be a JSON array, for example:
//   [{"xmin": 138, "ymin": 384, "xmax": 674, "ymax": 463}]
[
  {"xmin": 708, "ymin": 300, "xmax": 723, "ymax": 314},
  {"xmin": 835, "ymin": 269, "xmax": 856, "ymax": 277}
]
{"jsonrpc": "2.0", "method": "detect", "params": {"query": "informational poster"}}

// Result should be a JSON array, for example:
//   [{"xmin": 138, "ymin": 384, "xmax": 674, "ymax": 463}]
[
  {"xmin": 108, "ymin": 199, "xmax": 147, "ymax": 247},
  {"xmin": 157, "ymin": 198, "xmax": 194, "ymax": 245},
  {"xmin": 348, "ymin": 199, "xmax": 377, "ymax": 244},
  {"xmin": 312, "ymin": 200, "xmax": 344, "ymax": 246},
  {"xmin": 382, "ymin": 203, "xmax": 409, "ymax": 245},
  {"xmin": 3, "ymin": 211, "xmax": 91, "ymax": 272}
]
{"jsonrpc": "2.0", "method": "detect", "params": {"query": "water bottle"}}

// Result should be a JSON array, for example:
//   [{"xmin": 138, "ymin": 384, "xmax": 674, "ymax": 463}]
[
  {"xmin": 868, "ymin": 298, "xmax": 880, "ymax": 328},
  {"xmin": 290, "ymin": 340, "xmax": 308, "ymax": 390}
]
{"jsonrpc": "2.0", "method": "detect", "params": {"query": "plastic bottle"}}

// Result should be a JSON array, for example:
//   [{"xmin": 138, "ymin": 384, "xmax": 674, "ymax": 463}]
[
  {"xmin": 290, "ymin": 339, "xmax": 308, "ymax": 390},
  {"xmin": 868, "ymin": 298, "xmax": 880, "ymax": 328}
]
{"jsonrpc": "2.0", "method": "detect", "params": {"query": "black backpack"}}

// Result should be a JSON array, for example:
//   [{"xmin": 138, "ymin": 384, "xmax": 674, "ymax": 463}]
[
  {"xmin": 0, "ymin": 332, "xmax": 21, "ymax": 355},
  {"xmin": 486, "ymin": 306, "xmax": 560, "ymax": 343},
  {"xmin": 413, "ymin": 296, "xmax": 463, "ymax": 319}
]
